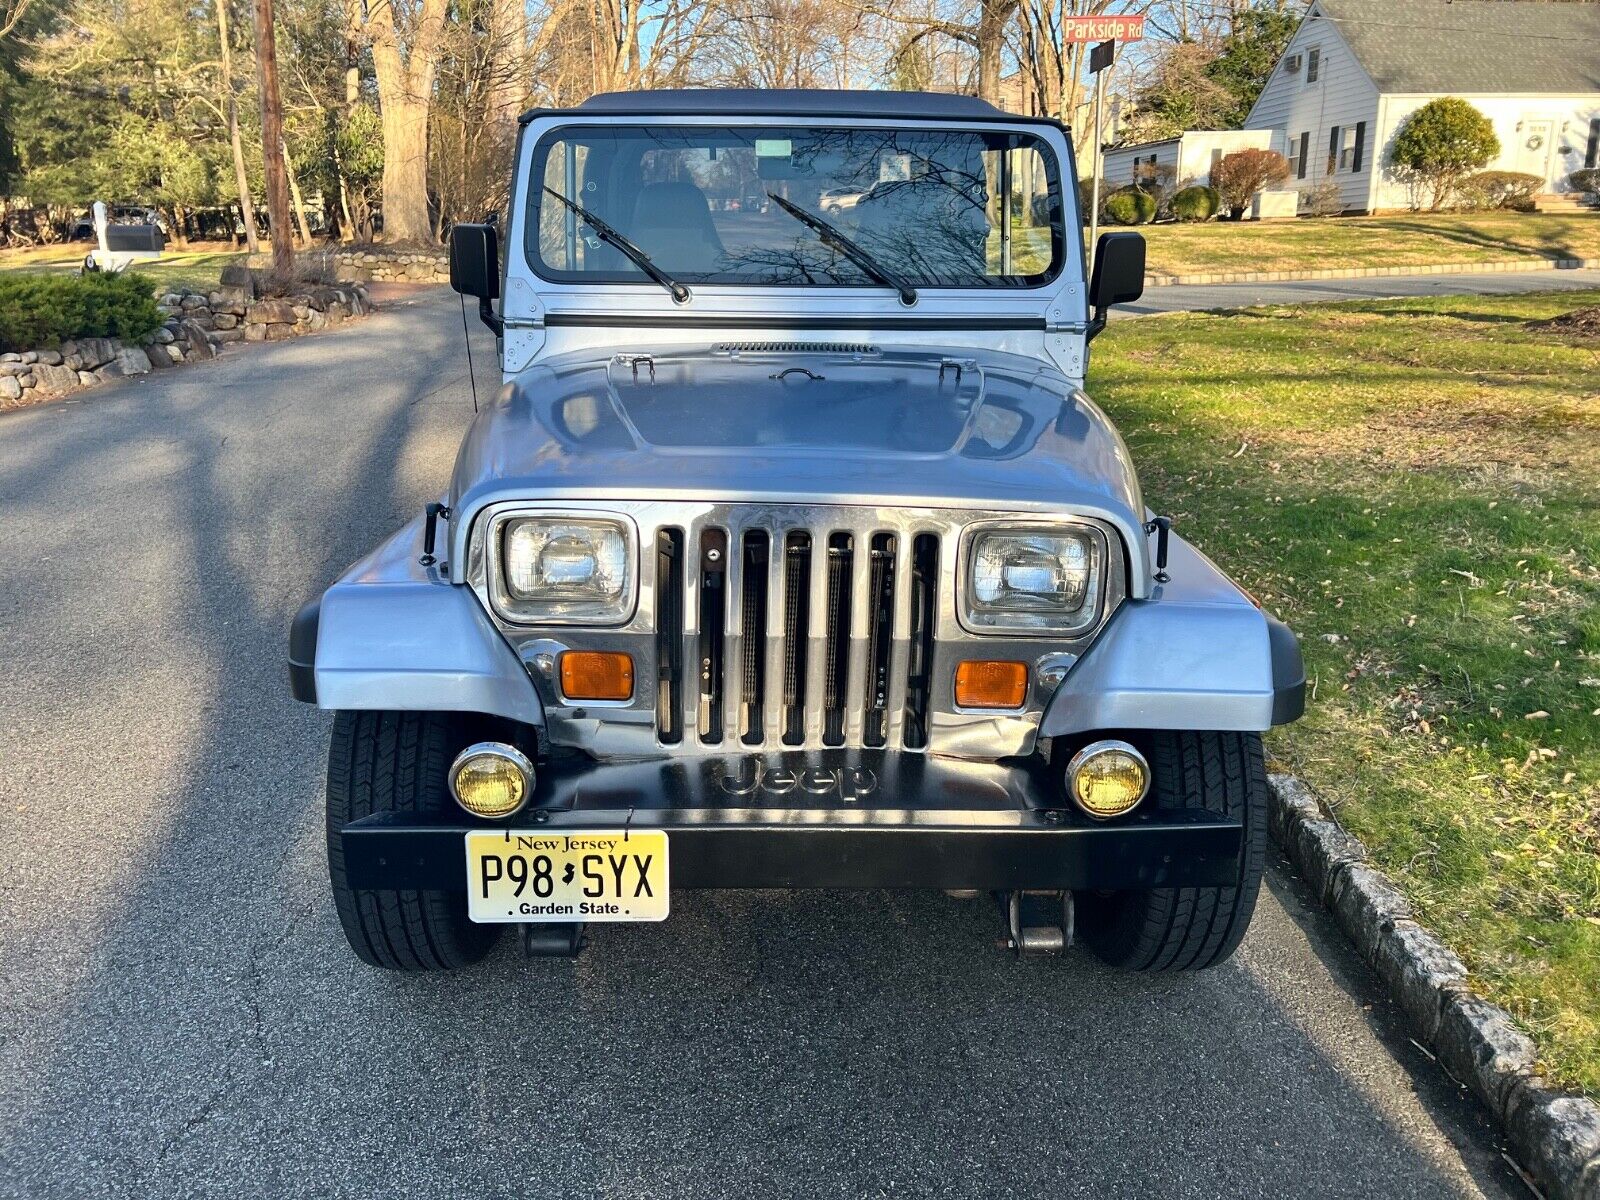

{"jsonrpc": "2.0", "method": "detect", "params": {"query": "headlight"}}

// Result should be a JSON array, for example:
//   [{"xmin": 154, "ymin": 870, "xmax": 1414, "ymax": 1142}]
[
  {"xmin": 962, "ymin": 525, "xmax": 1104, "ymax": 634},
  {"xmin": 493, "ymin": 515, "xmax": 636, "ymax": 624}
]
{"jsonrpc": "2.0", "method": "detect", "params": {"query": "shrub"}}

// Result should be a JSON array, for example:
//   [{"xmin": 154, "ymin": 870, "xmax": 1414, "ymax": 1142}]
[
  {"xmin": 1299, "ymin": 180, "xmax": 1343, "ymax": 217},
  {"xmin": 1171, "ymin": 185, "xmax": 1220, "ymax": 221},
  {"xmin": 1456, "ymin": 170, "xmax": 1544, "ymax": 211},
  {"xmin": 1211, "ymin": 149, "xmax": 1291, "ymax": 218},
  {"xmin": 1389, "ymin": 97, "xmax": 1499, "ymax": 210},
  {"xmin": 1567, "ymin": 168, "xmax": 1600, "ymax": 199},
  {"xmin": 1102, "ymin": 187, "xmax": 1157, "ymax": 225},
  {"xmin": 0, "ymin": 270, "xmax": 163, "ymax": 353}
]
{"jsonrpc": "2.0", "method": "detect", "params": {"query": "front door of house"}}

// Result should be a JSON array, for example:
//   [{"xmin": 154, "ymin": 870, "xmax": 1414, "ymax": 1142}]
[{"xmin": 1517, "ymin": 118, "xmax": 1556, "ymax": 184}]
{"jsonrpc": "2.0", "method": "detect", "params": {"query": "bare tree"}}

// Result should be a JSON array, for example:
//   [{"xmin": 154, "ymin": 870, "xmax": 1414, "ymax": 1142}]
[
  {"xmin": 254, "ymin": 0, "xmax": 295, "ymax": 271},
  {"xmin": 216, "ymin": 0, "xmax": 261, "ymax": 253},
  {"xmin": 858, "ymin": 0, "xmax": 1017, "ymax": 104}
]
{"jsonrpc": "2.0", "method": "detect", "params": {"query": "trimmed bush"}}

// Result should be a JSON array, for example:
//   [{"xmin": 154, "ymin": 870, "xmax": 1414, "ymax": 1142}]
[
  {"xmin": 1171, "ymin": 185, "xmax": 1220, "ymax": 221},
  {"xmin": 1299, "ymin": 180, "xmax": 1343, "ymax": 217},
  {"xmin": 1103, "ymin": 187, "xmax": 1157, "ymax": 225},
  {"xmin": 0, "ymin": 271, "xmax": 163, "ymax": 353},
  {"xmin": 1456, "ymin": 170, "xmax": 1544, "ymax": 211},
  {"xmin": 1567, "ymin": 168, "xmax": 1600, "ymax": 198},
  {"xmin": 1389, "ymin": 97, "xmax": 1498, "ymax": 210}
]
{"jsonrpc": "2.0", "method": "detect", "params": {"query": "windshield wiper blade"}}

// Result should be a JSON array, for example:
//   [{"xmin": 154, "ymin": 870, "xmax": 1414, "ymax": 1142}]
[
  {"xmin": 766, "ymin": 191, "xmax": 917, "ymax": 307},
  {"xmin": 542, "ymin": 186, "xmax": 690, "ymax": 304}
]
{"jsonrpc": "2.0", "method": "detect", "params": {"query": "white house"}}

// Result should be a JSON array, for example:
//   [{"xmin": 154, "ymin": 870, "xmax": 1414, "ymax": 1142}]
[
  {"xmin": 1244, "ymin": 0, "xmax": 1600, "ymax": 212},
  {"xmin": 1099, "ymin": 130, "xmax": 1273, "ymax": 191}
]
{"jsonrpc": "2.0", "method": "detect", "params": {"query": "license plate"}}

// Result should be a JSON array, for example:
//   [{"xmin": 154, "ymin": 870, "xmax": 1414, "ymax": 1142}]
[{"xmin": 464, "ymin": 830, "xmax": 669, "ymax": 924}]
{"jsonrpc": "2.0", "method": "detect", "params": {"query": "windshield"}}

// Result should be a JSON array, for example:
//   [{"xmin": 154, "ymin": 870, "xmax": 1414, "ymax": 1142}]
[{"xmin": 527, "ymin": 125, "xmax": 1064, "ymax": 289}]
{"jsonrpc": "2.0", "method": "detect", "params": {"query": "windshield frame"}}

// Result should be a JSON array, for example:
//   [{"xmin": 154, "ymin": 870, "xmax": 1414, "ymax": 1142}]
[{"xmin": 520, "ymin": 120, "xmax": 1069, "ymax": 294}]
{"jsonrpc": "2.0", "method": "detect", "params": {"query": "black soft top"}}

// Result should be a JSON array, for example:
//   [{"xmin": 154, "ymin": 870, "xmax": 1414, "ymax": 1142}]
[{"xmin": 519, "ymin": 88, "xmax": 1061, "ymax": 127}]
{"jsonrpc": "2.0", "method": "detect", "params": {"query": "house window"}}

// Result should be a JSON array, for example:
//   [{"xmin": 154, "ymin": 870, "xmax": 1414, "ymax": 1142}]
[
  {"xmin": 1338, "ymin": 126, "xmax": 1361, "ymax": 170},
  {"xmin": 1289, "ymin": 132, "xmax": 1309, "ymax": 179},
  {"xmin": 1328, "ymin": 126, "xmax": 1341, "ymax": 175},
  {"xmin": 1588, "ymin": 118, "xmax": 1600, "ymax": 169},
  {"xmin": 1306, "ymin": 47, "xmax": 1321, "ymax": 84}
]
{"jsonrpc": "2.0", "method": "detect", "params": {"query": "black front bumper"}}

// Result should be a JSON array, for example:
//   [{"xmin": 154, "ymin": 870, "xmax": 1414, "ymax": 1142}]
[{"xmin": 341, "ymin": 751, "xmax": 1243, "ymax": 892}]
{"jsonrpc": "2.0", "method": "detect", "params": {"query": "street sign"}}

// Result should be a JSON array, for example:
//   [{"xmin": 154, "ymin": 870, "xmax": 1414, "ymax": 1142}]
[
  {"xmin": 1062, "ymin": 14, "xmax": 1145, "ymax": 44},
  {"xmin": 1089, "ymin": 39, "xmax": 1115, "ymax": 74}
]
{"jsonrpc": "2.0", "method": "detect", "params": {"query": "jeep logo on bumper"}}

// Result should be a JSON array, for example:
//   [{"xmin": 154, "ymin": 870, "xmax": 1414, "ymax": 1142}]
[{"xmin": 716, "ymin": 759, "xmax": 878, "ymax": 800}]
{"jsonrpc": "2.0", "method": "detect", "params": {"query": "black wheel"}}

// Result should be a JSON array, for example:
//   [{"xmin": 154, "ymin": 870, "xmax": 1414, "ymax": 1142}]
[
  {"xmin": 325, "ymin": 710, "xmax": 502, "ymax": 970},
  {"xmin": 1077, "ymin": 731, "xmax": 1268, "ymax": 972}
]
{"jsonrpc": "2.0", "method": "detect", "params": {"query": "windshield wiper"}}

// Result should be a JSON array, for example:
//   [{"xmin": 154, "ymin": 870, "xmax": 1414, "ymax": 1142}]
[
  {"xmin": 766, "ymin": 192, "xmax": 917, "ymax": 307},
  {"xmin": 542, "ymin": 186, "xmax": 690, "ymax": 304}
]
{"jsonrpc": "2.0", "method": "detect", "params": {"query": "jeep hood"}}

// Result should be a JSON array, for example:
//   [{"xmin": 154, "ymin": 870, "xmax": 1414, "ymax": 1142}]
[{"xmin": 448, "ymin": 344, "xmax": 1147, "ymax": 582}]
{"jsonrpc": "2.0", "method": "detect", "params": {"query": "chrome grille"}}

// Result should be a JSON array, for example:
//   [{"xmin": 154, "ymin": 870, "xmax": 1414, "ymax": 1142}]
[{"xmin": 655, "ymin": 513, "xmax": 934, "ymax": 752}]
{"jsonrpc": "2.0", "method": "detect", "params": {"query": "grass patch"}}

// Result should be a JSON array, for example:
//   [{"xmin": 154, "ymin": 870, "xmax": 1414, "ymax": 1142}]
[
  {"xmin": 1136, "ymin": 210, "xmax": 1600, "ymax": 276},
  {"xmin": 1092, "ymin": 289, "xmax": 1600, "ymax": 1095},
  {"xmin": 0, "ymin": 242, "xmax": 246, "ymax": 293}
]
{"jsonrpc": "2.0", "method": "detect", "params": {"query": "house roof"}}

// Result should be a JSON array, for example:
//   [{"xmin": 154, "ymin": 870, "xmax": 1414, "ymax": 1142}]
[
  {"xmin": 521, "ymin": 89, "xmax": 1059, "ymax": 126},
  {"xmin": 1311, "ymin": 0, "xmax": 1600, "ymax": 94}
]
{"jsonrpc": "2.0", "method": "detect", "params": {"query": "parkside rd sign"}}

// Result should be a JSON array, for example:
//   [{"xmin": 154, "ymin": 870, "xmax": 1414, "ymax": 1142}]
[{"xmin": 1062, "ymin": 14, "xmax": 1145, "ymax": 43}]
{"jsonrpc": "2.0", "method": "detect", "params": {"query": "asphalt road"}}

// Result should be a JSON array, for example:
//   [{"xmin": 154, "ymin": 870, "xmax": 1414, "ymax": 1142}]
[{"xmin": 0, "ymin": 283, "xmax": 1544, "ymax": 1199}]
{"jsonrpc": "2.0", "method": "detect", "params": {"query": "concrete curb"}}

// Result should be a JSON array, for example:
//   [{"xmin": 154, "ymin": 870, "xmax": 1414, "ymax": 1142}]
[
  {"xmin": 1147, "ymin": 257, "xmax": 1598, "ymax": 288},
  {"xmin": 1269, "ymin": 773, "xmax": 1600, "ymax": 1199}
]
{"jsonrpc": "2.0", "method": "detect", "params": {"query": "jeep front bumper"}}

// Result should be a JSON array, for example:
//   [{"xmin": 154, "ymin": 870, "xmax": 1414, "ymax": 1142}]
[{"xmin": 340, "ymin": 751, "xmax": 1243, "ymax": 892}]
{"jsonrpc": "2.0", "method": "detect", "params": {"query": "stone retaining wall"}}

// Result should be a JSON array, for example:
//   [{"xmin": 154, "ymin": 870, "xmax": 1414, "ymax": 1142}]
[
  {"xmin": 330, "ymin": 248, "xmax": 450, "ymax": 284},
  {"xmin": 0, "ymin": 273, "xmax": 371, "ymax": 408}
]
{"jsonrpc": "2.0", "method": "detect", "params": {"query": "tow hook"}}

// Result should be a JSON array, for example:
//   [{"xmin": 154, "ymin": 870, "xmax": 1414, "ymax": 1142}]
[
  {"xmin": 999, "ymin": 890, "xmax": 1074, "ymax": 956},
  {"xmin": 523, "ymin": 922, "xmax": 586, "ymax": 958}
]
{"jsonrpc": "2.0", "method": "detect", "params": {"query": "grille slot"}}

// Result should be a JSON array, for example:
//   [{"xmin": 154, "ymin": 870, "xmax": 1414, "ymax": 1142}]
[
  {"xmin": 822, "ymin": 535, "xmax": 853, "ymax": 746},
  {"xmin": 903, "ymin": 533, "xmax": 941, "ymax": 750},
  {"xmin": 696, "ymin": 528, "xmax": 728, "ymax": 743},
  {"xmin": 739, "ymin": 531, "xmax": 769, "ymax": 743},
  {"xmin": 781, "ymin": 533, "xmax": 812, "ymax": 745},
  {"xmin": 864, "ymin": 534, "xmax": 897, "ymax": 747},
  {"xmin": 654, "ymin": 529, "xmax": 684, "ymax": 744}
]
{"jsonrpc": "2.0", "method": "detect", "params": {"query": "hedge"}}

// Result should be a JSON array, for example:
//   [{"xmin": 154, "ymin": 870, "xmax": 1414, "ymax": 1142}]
[
  {"xmin": 0, "ymin": 271, "xmax": 163, "ymax": 353},
  {"xmin": 1171, "ymin": 185, "xmax": 1220, "ymax": 221},
  {"xmin": 1103, "ymin": 187, "xmax": 1157, "ymax": 225},
  {"xmin": 1456, "ymin": 170, "xmax": 1543, "ymax": 211}
]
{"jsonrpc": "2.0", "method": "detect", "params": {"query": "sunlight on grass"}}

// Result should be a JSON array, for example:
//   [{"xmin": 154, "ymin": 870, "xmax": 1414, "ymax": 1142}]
[
  {"xmin": 0, "ymin": 243, "xmax": 246, "ymax": 293},
  {"xmin": 1094, "ymin": 289, "xmax": 1600, "ymax": 1095},
  {"xmin": 1137, "ymin": 211, "xmax": 1600, "ymax": 276}
]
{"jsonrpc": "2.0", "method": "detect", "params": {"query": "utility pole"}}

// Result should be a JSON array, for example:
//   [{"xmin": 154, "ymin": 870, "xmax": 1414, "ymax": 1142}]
[
  {"xmin": 1087, "ymin": 39, "xmax": 1115, "ymax": 276},
  {"xmin": 253, "ymin": 0, "xmax": 294, "ymax": 274}
]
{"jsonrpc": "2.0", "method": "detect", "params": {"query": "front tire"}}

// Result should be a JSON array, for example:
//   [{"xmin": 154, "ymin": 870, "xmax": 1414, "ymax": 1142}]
[
  {"xmin": 1077, "ymin": 731, "xmax": 1268, "ymax": 972},
  {"xmin": 325, "ymin": 710, "xmax": 502, "ymax": 970}
]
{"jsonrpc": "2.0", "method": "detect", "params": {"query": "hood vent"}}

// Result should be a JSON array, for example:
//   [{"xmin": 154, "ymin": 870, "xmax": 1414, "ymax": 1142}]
[{"xmin": 710, "ymin": 341, "xmax": 879, "ymax": 357}]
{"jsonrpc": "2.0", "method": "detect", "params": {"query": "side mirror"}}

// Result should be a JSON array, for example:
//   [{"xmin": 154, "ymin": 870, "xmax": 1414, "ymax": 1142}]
[
  {"xmin": 450, "ymin": 222, "xmax": 500, "ymax": 300},
  {"xmin": 1089, "ymin": 231, "xmax": 1145, "ymax": 313}
]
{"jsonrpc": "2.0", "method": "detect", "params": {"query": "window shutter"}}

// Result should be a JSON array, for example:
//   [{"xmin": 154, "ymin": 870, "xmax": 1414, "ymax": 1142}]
[
  {"xmin": 1352, "ymin": 122, "xmax": 1366, "ymax": 173},
  {"xmin": 1588, "ymin": 118, "xmax": 1600, "ymax": 169},
  {"xmin": 1327, "ymin": 126, "xmax": 1340, "ymax": 176},
  {"xmin": 1299, "ymin": 132, "xmax": 1309, "ymax": 179}
]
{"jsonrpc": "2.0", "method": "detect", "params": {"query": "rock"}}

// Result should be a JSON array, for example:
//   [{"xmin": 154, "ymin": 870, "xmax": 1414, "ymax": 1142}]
[
  {"xmin": 113, "ymin": 347, "xmax": 152, "ymax": 375},
  {"xmin": 243, "ymin": 323, "xmax": 268, "ymax": 343},
  {"xmin": 37, "ymin": 349, "xmax": 63, "ymax": 366},
  {"xmin": 264, "ymin": 324, "xmax": 295, "ymax": 341},
  {"xmin": 212, "ymin": 313, "xmax": 238, "ymax": 330},
  {"xmin": 306, "ymin": 310, "xmax": 327, "ymax": 331},
  {"xmin": 147, "ymin": 346, "xmax": 177, "ymax": 368},
  {"xmin": 1503, "ymin": 1080, "xmax": 1600, "ymax": 1200},
  {"xmin": 1, "ymin": 351, "xmax": 21, "ymax": 363},
  {"xmin": 63, "ymin": 354, "xmax": 83, "ymax": 370},
  {"xmin": 324, "ymin": 305, "xmax": 345, "ymax": 326},
  {"xmin": 1436, "ymin": 993, "xmax": 1540, "ymax": 1119},
  {"xmin": 18, "ymin": 372, "xmax": 36, "ymax": 388},
  {"xmin": 179, "ymin": 294, "xmax": 205, "ymax": 310},
  {"xmin": 0, "ymin": 363, "xmax": 27, "ymax": 377},
  {"xmin": 1289, "ymin": 818, "xmax": 1368, "ymax": 907},
  {"xmin": 77, "ymin": 370, "xmax": 96, "ymax": 386},
  {"xmin": 160, "ymin": 292, "xmax": 182, "ymax": 306},
  {"xmin": 34, "ymin": 363, "xmax": 79, "ymax": 392},
  {"xmin": 179, "ymin": 319, "xmax": 216, "ymax": 359},
  {"xmin": 76, "ymin": 338, "xmax": 116, "ymax": 369},
  {"xmin": 211, "ymin": 327, "xmax": 245, "ymax": 344},
  {"xmin": 246, "ymin": 299, "xmax": 297, "ymax": 325},
  {"xmin": 20, "ymin": 350, "xmax": 38, "ymax": 364},
  {"xmin": 1372, "ymin": 922, "xmax": 1470, "ymax": 1044},
  {"xmin": 218, "ymin": 264, "xmax": 259, "ymax": 296},
  {"xmin": 154, "ymin": 327, "xmax": 176, "ymax": 344},
  {"xmin": 59, "ymin": 340, "xmax": 77, "ymax": 358},
  {"xmin": 0, "ymin": 376, "xmax": 21, "ymax": 400},
  {"xmin": 212, "ymin": 285, "xmax": 251, "ymax": 313}
]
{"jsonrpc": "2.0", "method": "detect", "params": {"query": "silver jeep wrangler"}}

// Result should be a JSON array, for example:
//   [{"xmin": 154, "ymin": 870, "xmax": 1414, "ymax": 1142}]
[{"xmin": 289, "ymin": 89, "xmax": 1304, "ymax": 970}]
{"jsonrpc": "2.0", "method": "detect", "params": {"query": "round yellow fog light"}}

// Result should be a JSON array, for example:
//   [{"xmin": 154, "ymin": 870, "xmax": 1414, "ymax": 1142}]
[
  {"xmin": 449, "ymin": 743, "xmax": 534, "ymax": 819},
  {"xmin": 1065, "ymin": 740, "xmax": 1150, "ymax": 819}
]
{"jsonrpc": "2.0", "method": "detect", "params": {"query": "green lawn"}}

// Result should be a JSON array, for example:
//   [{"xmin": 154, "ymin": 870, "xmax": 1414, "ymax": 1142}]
[
  {"xmin": 1134, "ymin": 210, "xmax": 1600, "ymax": 277},
  {"xmin": 1092, "ymin": 290, "xmax": 1600, "ymax": 1095},
  {"xmin": 0, "ymin": 242, "xmax": 245, "ymax": 293}
]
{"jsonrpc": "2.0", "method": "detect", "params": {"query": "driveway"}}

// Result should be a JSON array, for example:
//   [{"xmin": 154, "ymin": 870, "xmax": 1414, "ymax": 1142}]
[{"xmin": 0, "ymin": 288, "xmax": 1528, "ymax": 1199}]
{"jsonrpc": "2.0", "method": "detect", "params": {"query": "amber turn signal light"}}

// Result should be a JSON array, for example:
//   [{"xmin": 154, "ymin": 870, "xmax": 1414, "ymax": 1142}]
[
  {"xmin": 954, "ymin": 660, "xmax": 1029, "ymax": 709},
  {"xmin": 559, "ymin": 651, "xmax": 634, "ymax": 701}
]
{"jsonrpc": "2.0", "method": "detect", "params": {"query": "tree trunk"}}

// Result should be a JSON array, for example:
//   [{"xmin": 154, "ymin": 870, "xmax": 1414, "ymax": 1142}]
[
  {"xmin": 217, "ymin": 0, "xmax": 260, "ymax": 254},
  {"xmin": 376, "ymin": 95, "xmax": 431, "ymax": 242},
  {"xmin": 253, "ymin": 0, "xmax": 294, "ymax": 274},
  {"xmin": 975, "ymin": 0, "xmax": 1017, "ymax": 105},
  {"xmin": 282, "ymin": 139, "xmax": 315, "ymax": 246}
]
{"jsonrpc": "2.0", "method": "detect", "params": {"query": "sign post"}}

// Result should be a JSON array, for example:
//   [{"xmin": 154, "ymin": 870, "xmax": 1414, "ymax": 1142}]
[
  {"xmin": 1064, "ymin": 16, "xmax": 1144, "ymax": 277},
  {"xmin": 1087, "ymin": 39, "xmax": 1116, "ymax": 276}
]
